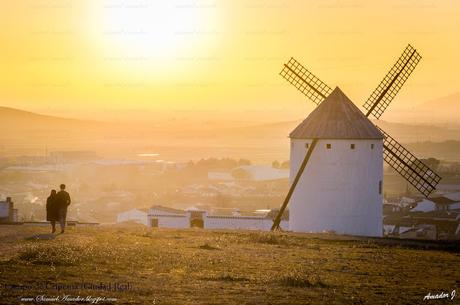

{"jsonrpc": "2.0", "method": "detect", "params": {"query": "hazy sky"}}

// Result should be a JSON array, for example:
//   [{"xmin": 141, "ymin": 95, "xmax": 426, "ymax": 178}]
[{"xmin": 1, "ymin": 0, "xmax": 459, "ymax": 122}]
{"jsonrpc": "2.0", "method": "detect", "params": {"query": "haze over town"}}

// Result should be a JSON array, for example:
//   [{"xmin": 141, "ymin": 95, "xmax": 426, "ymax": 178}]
[
  {"xmin": 1, "ymin": 0, "xmax": 460, "ymax": 228},
  {"xmin": 1, "ymin": 2, "xmax": 460, "ymax": 304}
]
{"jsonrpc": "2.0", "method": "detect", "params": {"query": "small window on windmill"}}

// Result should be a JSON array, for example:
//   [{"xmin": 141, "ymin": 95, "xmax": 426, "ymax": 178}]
[
  {"xmin": 326, "ymin": 144, "xmax": 331, "ymax": 149},
  {"xmin": 305, "ymin": 143, "xmax": 309, "ymax": 149},
  {"xmin": 371, "ymin": 144, "xmax": 374, "ymax": 150},
  {"xmin": 350, "ymin": 144, "xmax": 355, "ymax": 150},
  {"xmin": 379, "ymin": 181, "xmax": 382, "ymax": 195}
]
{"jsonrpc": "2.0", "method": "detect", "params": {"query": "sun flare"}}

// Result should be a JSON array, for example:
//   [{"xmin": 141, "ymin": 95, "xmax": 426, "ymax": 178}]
[{"xmin": 95, "ymin": 1, "xmax": 218, "ymax": 71}]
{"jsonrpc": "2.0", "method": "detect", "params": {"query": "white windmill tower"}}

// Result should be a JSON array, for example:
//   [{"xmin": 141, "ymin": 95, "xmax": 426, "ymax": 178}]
[
  {"xmin": 289, "ymin": 87, "xmax": 384, "ymax": 236},
  {"xmin": 271, "ymin": 45, "xmax": 442, "ymax": 236}
]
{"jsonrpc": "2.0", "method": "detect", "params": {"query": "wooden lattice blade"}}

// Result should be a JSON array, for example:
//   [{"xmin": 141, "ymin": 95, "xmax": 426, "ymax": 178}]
[
  {"xmin": 280, "ymin": 57, "xmax": 333, "ymax": 105},
  {"xmin": 364, "ymin": 44, "xmax": 421, "ymax": 119},
  {"xmin": 378, "ymin": 126, "xmax": 441, "ymax": 197}
]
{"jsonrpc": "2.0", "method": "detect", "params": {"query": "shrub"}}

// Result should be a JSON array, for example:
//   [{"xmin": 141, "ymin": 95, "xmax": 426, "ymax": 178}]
[
  {"xmin": 199, "ymin": 243, "xmax": 220, "ymax": 250},
  {"xmin": 205, "ymin": 273, "xmax": 249, "ymax": 282},
  {"xmin": 16, "ymin": 244, "xmax": 88, "ymax": 266},
  {"xmin": 249, "ymin": 232, "xmax": 289, "ymax": 245},
  {"xmin": 278, "ymin": 270, "xmax": 327, "ymax": 288}
]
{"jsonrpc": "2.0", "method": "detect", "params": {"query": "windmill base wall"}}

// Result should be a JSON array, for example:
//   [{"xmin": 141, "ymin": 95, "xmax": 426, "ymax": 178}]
[{"xmin": 289, "ymin": 139, "xmax": 383, "ymax": 237}]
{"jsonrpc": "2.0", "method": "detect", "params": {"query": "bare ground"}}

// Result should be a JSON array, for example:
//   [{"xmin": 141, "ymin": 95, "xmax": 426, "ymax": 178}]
[{"xmin": 0, "ymin": 224, "xmax": 459, "ymax": 305}]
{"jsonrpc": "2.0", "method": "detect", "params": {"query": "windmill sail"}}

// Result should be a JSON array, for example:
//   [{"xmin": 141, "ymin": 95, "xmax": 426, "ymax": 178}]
[
  {"xmin": 364, "ymin": 44, "xmax": 421, "ymax": 119},
  {"xmin": 280, "ymin": 57, "xmax": 333, "ymax": 105},
  {"xmin": 377, "ymin": 126, "xmax": 441, "ymax": 197},
  {"xmin": 278, "ymin": 45, "xmax": 441, "ymax": 200}
]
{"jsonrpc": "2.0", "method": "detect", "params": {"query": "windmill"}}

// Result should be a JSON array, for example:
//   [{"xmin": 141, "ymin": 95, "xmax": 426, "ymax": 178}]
[{"xmin": 271, "ymin": 44, "xmax": 442, "ymax": 234}]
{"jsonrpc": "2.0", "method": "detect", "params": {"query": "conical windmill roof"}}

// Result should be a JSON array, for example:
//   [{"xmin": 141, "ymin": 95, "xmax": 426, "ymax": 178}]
[{"xmin": 290, "ymin": 87, "xmax": 383, "ymax": 140}]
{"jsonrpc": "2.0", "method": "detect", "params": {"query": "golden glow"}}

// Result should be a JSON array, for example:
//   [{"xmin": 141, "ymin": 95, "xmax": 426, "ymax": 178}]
[
  {"xmin": 0, "ymin": 1, "xmax": 459, "ymax": 122},
  {"xmin": 91, "ymin": 1, "xmax": 218, "ymax": 74}
]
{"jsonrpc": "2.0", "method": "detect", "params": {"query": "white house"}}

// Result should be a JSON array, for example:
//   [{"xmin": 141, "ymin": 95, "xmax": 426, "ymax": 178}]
[
  {"xmin": 411, "ymin": 193, "xmax": 460, "ymax": 212},
  {"xmin": 116, "ymin": 205, "xmax": 289, "ymax": 231},
  {"xmin": 411, "ymin": 199, "xmax": 436, "ymax": 212},
  {"xmin": 148, "ymin": 205, "xmax": 190, "ymax": 228},
  {"xmin": 0, "ymin": 197, "xmax": 18, "ymax": 223},
  {"xmin": 116, "ymin": 208, "xmax": 149, "ymax": 226},
  {"xmin": 289, "ymin": 87, "xmax": 383, "ymax": 237}
]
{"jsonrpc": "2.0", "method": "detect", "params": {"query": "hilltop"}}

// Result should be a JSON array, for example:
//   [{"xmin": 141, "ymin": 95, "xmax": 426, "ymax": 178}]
[
  {"xmin": 0, "ymin": 225, "xmax": 459, "ymax": 304},
  {"xmin": 0, "ymin": 106, "xmax": 101, "ymax": 130},
  {"xmin": 389, "ymin": 91, "xmax": 460, "ymax": 124},
  {"xmin": 2, "ymin": 106, "xmax": 460, "ymax": 161}
]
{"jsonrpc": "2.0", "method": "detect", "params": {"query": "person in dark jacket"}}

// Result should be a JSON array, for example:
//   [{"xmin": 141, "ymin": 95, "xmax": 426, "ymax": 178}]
[
  {"xmin": 55, "ymin": 184, "xmax": 71, "ymax": 234},
  {"xmin": 46, "ymin": 189, "xmax": 58, "ymax": 233}
]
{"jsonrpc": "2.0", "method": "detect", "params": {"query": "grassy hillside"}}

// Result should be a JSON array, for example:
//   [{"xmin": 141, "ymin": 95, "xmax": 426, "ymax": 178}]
[{"xmin": 0, "ymin": 225, "xmax": 459, "ymax": 304}]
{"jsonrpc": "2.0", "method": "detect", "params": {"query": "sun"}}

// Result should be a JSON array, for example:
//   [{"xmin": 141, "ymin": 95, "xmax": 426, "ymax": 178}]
[{"xmin": 93, "ymin": 1, "xmax": 217, "ymax": 71}]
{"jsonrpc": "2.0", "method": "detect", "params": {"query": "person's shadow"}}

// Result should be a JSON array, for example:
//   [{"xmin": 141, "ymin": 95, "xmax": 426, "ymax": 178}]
[{"xmin": 25, "ymin": 233, "xmax": 57, "ymax": 241}]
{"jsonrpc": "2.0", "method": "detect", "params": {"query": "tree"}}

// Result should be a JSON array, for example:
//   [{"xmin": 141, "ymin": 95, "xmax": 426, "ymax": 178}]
[
  {"xmin": 280, "ymin": 160, "xmax": 290, "ymax": 169},
  {"xmin": 421, "ymin": 158, "xmax": 440, "ymax": 171},
  {"xmin": 272, "ymin": 160, "xmax": 280, "ymax": 168},
  {"xmin": 231, "ymin": 168, "xmax": 251, "ymax": 180},
  {"xmin": 238, "ymin": 158, "xmax": 251, "ymax": 166}
]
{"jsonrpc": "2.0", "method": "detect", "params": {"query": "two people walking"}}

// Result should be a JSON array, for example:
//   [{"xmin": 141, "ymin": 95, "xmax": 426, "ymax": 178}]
[{"xmin": 46, "ymin": 184, "xmax": 71, "ymax": 234}]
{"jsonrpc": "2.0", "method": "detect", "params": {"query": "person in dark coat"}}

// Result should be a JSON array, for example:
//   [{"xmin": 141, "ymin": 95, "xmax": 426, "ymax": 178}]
[
  {"xmin": 46, "ymin": 189, "xmax": 58, "ymax": 233},
  {"xmin": 55, "ymin": 184, "xmax": 71, "ymax": 234}
]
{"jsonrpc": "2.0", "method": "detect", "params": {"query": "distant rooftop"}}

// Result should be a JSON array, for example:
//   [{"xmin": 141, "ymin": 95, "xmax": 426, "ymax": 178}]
[
  {"xmin": 233, "ymin": 165, "xmax": 289, "ymax": 181},
  {"xmin": 150, "ymin": 205, "xmax": 186, "ymax": 215}
]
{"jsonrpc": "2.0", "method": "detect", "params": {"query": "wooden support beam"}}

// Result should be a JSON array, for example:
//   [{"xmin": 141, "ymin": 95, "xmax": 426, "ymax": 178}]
[{"xmin": 271, "ymin": 138, "xmax": 318, "ymax": 231}]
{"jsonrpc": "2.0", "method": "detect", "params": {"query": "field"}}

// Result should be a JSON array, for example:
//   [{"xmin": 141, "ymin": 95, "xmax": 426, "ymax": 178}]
[{"xmin": 0, "ymin": 225, "xmax": 459, "ymax": 305}]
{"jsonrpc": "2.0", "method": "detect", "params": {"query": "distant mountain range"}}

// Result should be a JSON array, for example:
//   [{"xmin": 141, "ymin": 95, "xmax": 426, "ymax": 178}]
[
  {"xmin": 386, "ymin": 91, "xmax": 460, "ymax": 124},
  {"xmin": 236, "ymin": 118, "xmax": 460, "ymax": 142},
  {"xmin": 1, "ymin": 105, "xmax": 460, "ymax": 142},
  {"xmin": 0, "ymin": 106, "xmax": 102, "ymax": 130},
  {"xmin": 418, "ymin": 91, "xmax": 460, "ymax": 112},
  {"xmin": 1, "ymin": 105, "xmax": 460, "ymax": 161}
]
